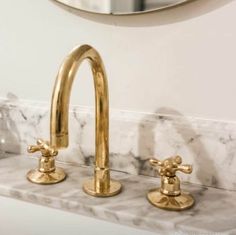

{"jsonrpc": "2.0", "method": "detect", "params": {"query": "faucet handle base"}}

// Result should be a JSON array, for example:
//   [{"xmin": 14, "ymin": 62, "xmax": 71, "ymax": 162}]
[
  {"xmin": 27, "ymin": 167, "xmax": 66, "ymax": 185},
  {"xmin": 83, "ymin": 179, "xmax": 122, "ymax": 197},
  {"xmin": 147, "ymin": 188, "xmax": 194, "ymax": 211}
]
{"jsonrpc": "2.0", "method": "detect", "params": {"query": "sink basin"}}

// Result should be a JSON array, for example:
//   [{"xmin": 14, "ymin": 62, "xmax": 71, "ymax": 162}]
[{"xmin": 0, "ymin": 196, "xmax": 156, "ymax": 235}]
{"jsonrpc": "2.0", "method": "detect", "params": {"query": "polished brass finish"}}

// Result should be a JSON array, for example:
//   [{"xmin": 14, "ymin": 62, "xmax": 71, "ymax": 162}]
[
  {"xmin": 27, "ymin": 139, "xmax": 66, "ymax": 184},
  {"xmin": 50, "ymin": 44, "xmax": 121, "ymax": 197},
  {"xmin": 83, "ymin": 179, "xmax": 122, "ymax": 197},
  {"xmin": 147, "ymin": 189, "xmax": 194, "ymax": 211},
  {"xmin": 147, "ymin": 156, "xmax": 194, "ymax": 210}
]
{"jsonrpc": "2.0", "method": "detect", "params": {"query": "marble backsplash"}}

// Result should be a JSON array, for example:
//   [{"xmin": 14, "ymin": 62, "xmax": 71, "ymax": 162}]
[{"xmin": 1, "ymin": 96, "xmax": 236, "ymax": 191}]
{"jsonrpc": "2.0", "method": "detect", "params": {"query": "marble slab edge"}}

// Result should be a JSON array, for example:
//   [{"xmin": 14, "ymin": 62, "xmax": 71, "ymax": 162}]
[
  {"xmin": 1, "ymin": 96, "xmax": 236, "ymax": 191},
  {"xmin": 0, "ymin": 155, "xmax": 236, "ymax": 235}
]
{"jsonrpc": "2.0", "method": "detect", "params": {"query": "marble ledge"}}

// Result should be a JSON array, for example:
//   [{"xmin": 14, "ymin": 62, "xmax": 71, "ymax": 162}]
[
  {"xmin": 0, "ymin": 154, "xmax": 235, "ymax": 235},
  {"xmin": 2, "ymin": 97, "xmax": 236, "ymax": 191}
]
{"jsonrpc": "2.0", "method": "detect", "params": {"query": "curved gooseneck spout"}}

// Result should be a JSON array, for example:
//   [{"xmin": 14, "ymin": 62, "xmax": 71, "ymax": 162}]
[{"xmin": 50, "ymin": 45, "xmax": 121, "ymax": 197}]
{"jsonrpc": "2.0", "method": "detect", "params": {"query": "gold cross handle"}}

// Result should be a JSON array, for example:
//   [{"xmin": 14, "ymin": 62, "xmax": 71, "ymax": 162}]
[{"xmin": 26, "ymin": 139, "xmax": 66, "ymax": 184}]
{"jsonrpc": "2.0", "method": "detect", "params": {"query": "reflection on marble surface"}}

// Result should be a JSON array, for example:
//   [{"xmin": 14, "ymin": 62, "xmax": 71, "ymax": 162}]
[
  {"xmin": 0, "ymin": 156, "xmax": 235, "ymax": 235},
  {"xmin": 1, "ymin": 97, "xmax": 236, "ymax": 190},
  {"xmin": 0, "ymin": 96, "xmax": 21, "ymax": 158}
]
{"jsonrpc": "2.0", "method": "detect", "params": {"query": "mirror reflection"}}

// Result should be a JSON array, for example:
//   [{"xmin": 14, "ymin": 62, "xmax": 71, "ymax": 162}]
[{"xmin": 55, "ymin": 0, "xmax": 191, "ymax": 15}]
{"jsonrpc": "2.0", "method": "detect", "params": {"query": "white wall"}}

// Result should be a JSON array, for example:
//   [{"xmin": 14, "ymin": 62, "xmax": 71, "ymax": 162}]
[{"xmin": 0, "ymin": 0, "xmax": 236, "ymax": 120}]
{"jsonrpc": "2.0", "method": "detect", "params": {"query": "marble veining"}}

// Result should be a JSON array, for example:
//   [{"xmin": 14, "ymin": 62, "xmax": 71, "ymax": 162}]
[
  {"xmin": 1, "ymin": 96, "xmax": 236, "ymax": 190},
  {"xmin": 0, "ymin": 155, "xmax": 235, "ymax": 235}
]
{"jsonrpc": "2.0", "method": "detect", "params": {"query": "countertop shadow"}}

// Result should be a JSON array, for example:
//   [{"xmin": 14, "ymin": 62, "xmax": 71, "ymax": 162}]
[{"xmin": 138, "ymin": 107, "xmax": 219, "ymax": 188}]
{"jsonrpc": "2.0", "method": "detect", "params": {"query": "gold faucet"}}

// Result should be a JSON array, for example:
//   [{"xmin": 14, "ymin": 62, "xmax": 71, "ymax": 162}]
[
  {"xmin": 147, "ymin": 156, "xmax": 194, "ymax": 210},
  {"xmin": 27, "ymin": 45, "xmax": 122, "ymax": 197}
]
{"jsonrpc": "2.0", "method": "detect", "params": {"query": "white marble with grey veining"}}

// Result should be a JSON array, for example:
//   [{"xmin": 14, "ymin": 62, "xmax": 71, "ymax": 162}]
[
  {"xmin": 1, "ymin": 95, "xmax": 236, "ymax": 191},
  {"xmin": 0, "ymin": 155, "xmax": 235, "ymax": 235}
]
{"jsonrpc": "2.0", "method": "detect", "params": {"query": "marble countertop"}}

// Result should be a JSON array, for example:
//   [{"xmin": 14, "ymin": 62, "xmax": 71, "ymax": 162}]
[{"xmin": 0, "ymin": 155, "xmax": 235, "ymax": 235}]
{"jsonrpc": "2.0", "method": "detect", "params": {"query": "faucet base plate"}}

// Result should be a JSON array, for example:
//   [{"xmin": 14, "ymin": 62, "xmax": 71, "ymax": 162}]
[
  {"xmin": 27, "ymin": 167, "xmax": 66, "ymax": 185},
  {"xmin": 83, "ymin": 179, "xmax": 122, "ymax": 197},
  {"xmin": 147, "ymin": 188, "xmax": 194, "ymax": 211}
]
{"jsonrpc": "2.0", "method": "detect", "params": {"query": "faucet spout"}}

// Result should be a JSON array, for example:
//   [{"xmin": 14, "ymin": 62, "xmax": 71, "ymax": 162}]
[{"xmin": 50, "ymin": 45, "xmax": 121, "ymax": 197}]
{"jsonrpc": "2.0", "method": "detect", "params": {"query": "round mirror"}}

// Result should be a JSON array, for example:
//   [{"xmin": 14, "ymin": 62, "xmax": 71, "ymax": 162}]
[{"xmin": 54, "ymin": 0, "xmax": 192, "ymax": 15}]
